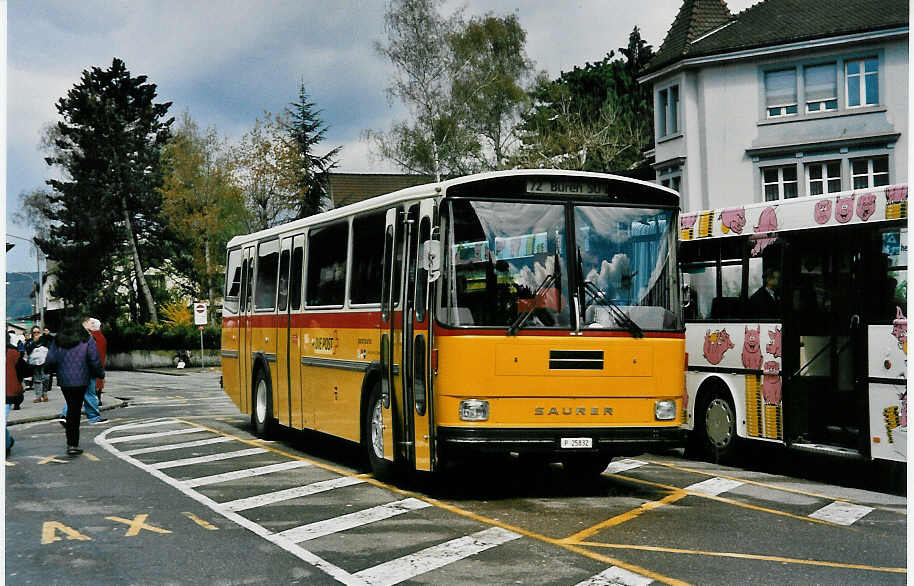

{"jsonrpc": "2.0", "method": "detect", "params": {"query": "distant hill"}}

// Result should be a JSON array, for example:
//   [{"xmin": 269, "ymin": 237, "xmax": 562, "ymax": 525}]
[{"xmin": 6, "ymin": 272, "xmax": 38, "ymax": 321}]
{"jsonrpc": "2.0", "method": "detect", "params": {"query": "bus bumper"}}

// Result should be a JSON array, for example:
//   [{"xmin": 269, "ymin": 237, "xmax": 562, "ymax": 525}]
[{"xmin": 437, "ymin": 426, "xmax": 686, "ymax": 459}]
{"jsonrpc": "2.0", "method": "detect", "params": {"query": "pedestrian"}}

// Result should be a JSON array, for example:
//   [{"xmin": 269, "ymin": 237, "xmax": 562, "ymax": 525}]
[
  {"xmin": 6, "ymin": 335, "xmax": 25, "ymax": 456},
  {"xmin": 41, "ymin": 327, "xmax": 55, "ymax": 396},
  {"xmin": 44, "ymin": 316, "xmax": 106, "ymax": 456},
  {"xmin": 86, "ymin": 318, "xmax": 107, "ymax": 406},
  {"xmin": 25, "ymin": 326, "xmax": 50, "ymax": 402}
]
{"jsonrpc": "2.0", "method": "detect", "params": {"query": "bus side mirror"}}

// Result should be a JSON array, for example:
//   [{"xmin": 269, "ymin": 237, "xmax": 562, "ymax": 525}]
[{"xmin": 423, "ymin": 239, "xmax": 441, "ymax": 282}]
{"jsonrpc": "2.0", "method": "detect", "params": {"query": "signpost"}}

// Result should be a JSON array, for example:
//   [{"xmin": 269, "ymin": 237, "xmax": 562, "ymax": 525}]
[{"xmin": 193, "ymin": 302, "xmax": 207, "ymax": 373}]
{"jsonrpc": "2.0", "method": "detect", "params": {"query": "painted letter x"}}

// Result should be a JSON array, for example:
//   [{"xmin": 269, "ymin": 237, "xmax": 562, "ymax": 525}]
[{"xmin": 106, "ymin": 514, "xmax": 172, "ymax": 537}]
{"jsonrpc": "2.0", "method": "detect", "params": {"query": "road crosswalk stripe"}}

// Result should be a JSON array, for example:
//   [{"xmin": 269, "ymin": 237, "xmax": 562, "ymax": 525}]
[
  {"xmin": 685, "ymin": 477, "xmax": 744, "ymax": 496},
  {"xmin": 353, "ymin": 526, "xmax": 521, "ymax": 586},
  {"xmin": 277, "ymin": 498, "xmax": 431, "ymax": 543},
  {"xmin": 150, "ymin": 447, "xmax": 268, "ymax": 469},
  {"xmin": 110, "ymin": 419, "xmax": 181, "ymax": 431},
  {"xmin": 574, "ymin": 566, "xmax": 653, "ymax": 586},
  {"xmin": 106, "ymin": 427, "xmax": 210, "ymax": 444},
  {"xmin": 122, "ymin": 436, "xmax": 235, "ymax": 455},
  {"xmin": 223, "ymin": 475, "xmax": 364, "ymax": 511},
  {"xmin": 606, "ymin": 459, "xmax": 648, "ymax": 474},
  {"xmin": 181, "ymin": 460, "xmax": 314, "ymax": 488},
  {"xmin": 808, "ymin": 501, "xmax": 874, "ymax": 525}
]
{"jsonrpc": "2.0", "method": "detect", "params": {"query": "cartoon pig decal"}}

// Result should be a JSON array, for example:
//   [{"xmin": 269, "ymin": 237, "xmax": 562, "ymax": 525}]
[
  {"xmin": 741, "ymin": 325, "xmax": 763, "ymax": 370},
  {"xmin": 835, "ymin": 194, "xmax": 855, "ymax": 223},
  {"xmin": 761, "ymin": 361, "xmax": 782, "ymax": 405},
  {"xmin": 766, "ymin": 326, "xmax": 782, "ymax": 358},
  {"xmin": 719, "ymin": 208, "xmax": 746, "ymax": 234},
  {"xmin": 856, "ymin": 193, "xmax": 876, "ymax": 221},
  {"xmin": 814, "ymin": 199, "xmax": 832, "ymax": 225},
  {"xmin": 754, "ymin": 206, "xmax": 778, "ymax": 233},
  {"xmin": 892, "ymin": 306, "xmax": 907, "ymax": 353},
  {"xmin": 886, "ymin": 185, "xmax": 908, "ymax": 204},
  {"xmin": 680, "ymin": 214, "xmax": 697, "ymax": 229},
  {"xmin": 703, "ymin": 329, "xmax": 734, "ymax": 365}
]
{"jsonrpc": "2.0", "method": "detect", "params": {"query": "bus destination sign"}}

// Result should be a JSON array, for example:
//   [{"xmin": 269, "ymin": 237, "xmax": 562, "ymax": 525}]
[{"xmin": 526, "ymin": 179, "xmax": 609, "ymax": 196}]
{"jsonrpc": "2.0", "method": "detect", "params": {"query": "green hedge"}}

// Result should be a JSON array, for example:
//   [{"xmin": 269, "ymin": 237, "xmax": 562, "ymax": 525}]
[{"xmin": 104, "ymin": 323, "xmax": 221, "ymax": 352}]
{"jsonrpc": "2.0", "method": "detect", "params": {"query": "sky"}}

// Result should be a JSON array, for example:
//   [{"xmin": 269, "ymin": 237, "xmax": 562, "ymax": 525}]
[{"xmin": 4, "ymin": 0, "xmax": 759, "ymax": 273}]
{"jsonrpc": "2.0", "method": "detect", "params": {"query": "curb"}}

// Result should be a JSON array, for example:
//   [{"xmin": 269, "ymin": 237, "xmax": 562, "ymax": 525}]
[{"xmin": 7, "ymin": 401, "xmax": 130, "ymax": 426}]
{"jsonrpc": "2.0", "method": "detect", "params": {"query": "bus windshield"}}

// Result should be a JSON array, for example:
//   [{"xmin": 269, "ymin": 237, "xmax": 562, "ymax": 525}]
[{"xmin": 439, "ymin": 199, "xmax": 680, "ymax": 331}]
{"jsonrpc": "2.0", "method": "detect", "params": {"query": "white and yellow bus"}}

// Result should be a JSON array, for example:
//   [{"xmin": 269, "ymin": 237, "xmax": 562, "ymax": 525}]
[
  {"xmin": 680, "ymin": 183, "xmax": 907, "ymax": 466},
  {"xmin": 221, "ymin": 170, "xmax": 686, "ymax": 480}
]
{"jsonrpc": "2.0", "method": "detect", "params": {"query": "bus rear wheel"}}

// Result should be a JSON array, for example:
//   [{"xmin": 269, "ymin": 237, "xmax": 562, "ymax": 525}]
[
  {"xmin": 698, "ymin": 389, "xmax": 738, "ymax": 461},
  {"xmin": 364, "ymin": 384, "xmax": 396, "ymax": 482},
  {"xmin": 252, "ymin": 369, "xmax": 275, "ymax": 439}
]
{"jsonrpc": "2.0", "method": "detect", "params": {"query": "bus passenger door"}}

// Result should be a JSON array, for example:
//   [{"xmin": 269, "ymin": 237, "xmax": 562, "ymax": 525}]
[
  {"xmin": 289, "ymin": 235, "xmax": 305, "ymax": 428},
  {"xmin": 276, "ymin": 237, "xmax": 293, "ymax": 426},
  {"xmin": 407, "ymin": 200, "xmax": 437, "ymax": 471},
  {"xmin": 378, "ymin": 208, "xmax": 400, "ymax": 465},
  {"xmin": 240, "ymin": 246, "xmax": 255, "ymax": 414}
]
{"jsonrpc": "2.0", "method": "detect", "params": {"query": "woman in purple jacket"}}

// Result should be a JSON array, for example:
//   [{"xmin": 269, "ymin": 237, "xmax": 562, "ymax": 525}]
[{"xmin": 44, "ymin": 316, "xmax": 105, "ymax": 456}]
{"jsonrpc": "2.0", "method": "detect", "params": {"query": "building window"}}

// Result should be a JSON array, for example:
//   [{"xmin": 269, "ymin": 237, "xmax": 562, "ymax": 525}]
[
  {"xmin": 851, "ymin": 156, "xmax": 889, "ymax": 189},
  {"xmin": 846, "ymin": 57, "xmax": 879, "ymax": 108},
  {"xmin": 657, "ymin": 85, "xmax": 679, "ymax": 137},
  {"xmin": 762, "ymin": 165, "xmax": 798, "ymax": 201},
  {"xmin": 657, "ymin": 165, "xmax": 682, "ymax": 192},
  {"xmin": 804, "ymin": 63, "xmax": 837, "ymax": 112},
  {"xmin": 806, "ymin": 161, "xmax": 841, "ymax": 195},
  {"xmin": 765, "ymin": 68, "xmax": 797, "ymax": 118}
]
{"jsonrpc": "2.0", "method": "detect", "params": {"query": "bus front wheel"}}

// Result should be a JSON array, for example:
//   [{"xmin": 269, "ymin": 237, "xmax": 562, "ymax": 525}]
[
  {"xmin": 252, "ymin": 369, "xmax": 275, "ymax": 439},
  {"xmin": 697, "ymin": 389, "xmax": 738, "ymax": 461},
  {"xmin": 364, "ymin": 384, "xmax": 396, "ymax": 481}
]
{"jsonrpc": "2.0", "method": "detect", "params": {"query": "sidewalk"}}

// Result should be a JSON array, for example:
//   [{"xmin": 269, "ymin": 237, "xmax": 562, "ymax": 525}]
[{"xmin": 7, "ymin": 381, "xmax": 128, "ymax": 426}]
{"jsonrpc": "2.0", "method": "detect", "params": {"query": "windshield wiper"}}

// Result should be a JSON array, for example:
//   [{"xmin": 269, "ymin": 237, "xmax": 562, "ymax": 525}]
[
  {"xmin": 582, "ymin": 279, "xmax": 644, "ymax": 338},
  {"xmin": 508, "ymin": 238, "xmax": 562, "ymax": 336}
]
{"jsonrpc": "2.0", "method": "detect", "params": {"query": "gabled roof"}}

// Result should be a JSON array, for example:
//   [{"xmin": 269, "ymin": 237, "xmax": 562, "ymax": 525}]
[
  {"xmin": 328, "ymin": 173, "xmax": 434, "ymax": 208},
  {"xmin": 642, "ymin": 0, "xmax": 909, "ymax": 77}
]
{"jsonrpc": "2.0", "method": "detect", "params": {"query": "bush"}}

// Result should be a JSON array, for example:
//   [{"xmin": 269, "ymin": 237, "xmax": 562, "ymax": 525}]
[{"xmin": 105, "ymin": 322, "xmax": 221, "ymax": 353}]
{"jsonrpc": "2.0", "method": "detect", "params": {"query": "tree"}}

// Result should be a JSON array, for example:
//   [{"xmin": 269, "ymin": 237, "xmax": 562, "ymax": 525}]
[
  {"xmin": 283, "ymin": 82, "xmax": 341, "ymax": 218},
  {"xmin": 159, "ymin": 111, "xmax": 246, "ymax": 308},
  {"xmin": 368, "ymin": 0, "xmax": 533, "ymax": 179},
  {"xmin": 37, "ymin": 58, "xmax": 174, "ymax": 322},
  {"xmin": 513, "ymin": 28, "xmax": 654, "ymax": 175}
]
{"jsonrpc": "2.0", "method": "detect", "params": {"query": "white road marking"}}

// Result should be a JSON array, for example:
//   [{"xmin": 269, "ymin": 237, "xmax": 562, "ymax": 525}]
[
  {"xmin": 150, "ymin": 447, "xmax": 268, "ymax": 469},
  {"xmin": 574, "ymin": 566, "xmax": 653, "ymax": 586},
  {"xmin": 353, "ymin": 526, "xmax": 521, "ymax": 586},
  {"xmin": 94, "ymin": 425, "xmax": 368, "ymax": 586},
  {"xmin": 685, "ymin": 477, "xmax": 744, "ymax": 496},
  {"xmin": 122, "ymin": 436, "xmax": 235, "ymax": 455},
  {"xmin": 105, "ymin": 427, "xmax": 210, "ymax": 444},
  {"xmin": 181, "ymin": 460, "xmax": 314, "ymax": 488},
  {"xmin": 110, "ymin": 419, "xmax": 182, "ymax": 431},
  {"xmin": 808, "ymin": 501, "xmax": 874, "ymax": 526},
  {"xmin": 277, "ymin": 498, "xmax": 431, "ymax": 543},
  {"xmin": 223, "ymin": 476, "xmax": 365, "ymax": 511},
  {"xmin": 606, "ymin": 459, "xmax": 648, "ymax": 474}
]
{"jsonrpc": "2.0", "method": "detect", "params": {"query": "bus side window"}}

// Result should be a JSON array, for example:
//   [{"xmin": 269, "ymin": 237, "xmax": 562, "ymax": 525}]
[
  {"xmin": 415, "ymin": 216, "xmax": 431, "ymax": 322},
  {"xmin": 224, "ymin": 249, "xmax": 242, "ymax": 314},
  {"xmin": 307, "ymin": 222, "xmax": 349, "ymax": 307},
  {"xmin": 255, "ymin": 240, "xmax": 280, "ymax": 311},
  {"xmin": 290, "ymin": 245, "xmax": 304, "ymax": 311},
  {"xmin": 277, "ymin": 249, "xmax": 291, "ymax": 311},
  {"xmin": 683, "ymin": 264, "xmax": 715, "ymax": 320},
  {"xmin": 239, "ymin": 258, "xmax": 249, "ymax": 313},
  {"xmin": 351, "ymin": 211, "xmax": 386, "ymax": 305}
]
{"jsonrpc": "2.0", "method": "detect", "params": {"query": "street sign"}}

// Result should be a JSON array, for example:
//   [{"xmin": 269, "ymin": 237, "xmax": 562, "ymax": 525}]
[{"xmin": 193, "ymin": 302, "xmax": 208, "ymax": 326}]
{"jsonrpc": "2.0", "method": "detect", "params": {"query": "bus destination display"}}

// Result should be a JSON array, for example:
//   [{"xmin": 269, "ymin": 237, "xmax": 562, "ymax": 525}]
[{"xmin": 527, "ymin": 179, "xmax": 609, "ymax": 196}]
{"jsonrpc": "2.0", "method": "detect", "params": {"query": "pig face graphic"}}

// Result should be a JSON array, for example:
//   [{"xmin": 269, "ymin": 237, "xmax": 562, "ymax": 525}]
[
  {"xmin": 892, "ymin": 306, "xmax": 907, "ymax": 351},
  {"xmin": 703, "ymin": 329, "xmax": 735, "ymax": 365},
  {"xmin": 680, "ymin": 214, "xmax": 697, "ymax": 229},
  {"xmin": 719, "ymin": 208, "xmax": 746, "ymax": 234},
  {"xmin": 856, "ymin": 194, "xmax": 876, "ymax": 221},
  {"xmin": 761, "ymin": 361, "xmax": 782, "ymax": 405},
  {"xmin": 741, "ymin": 325, "xmax": 763, "ymax": 370},
  {"xmin": 754, "ymin": 206, "xmax": 778, "ymax": 233},
  {"xmin": 835, "ymin": 195, "xmax": 855, "ymax": 223},
  {"xmin": 766, "ymin": 327, "xmax": 782, "ymax": 358},
  {"xmin": 886, "ymin": 185, "xmax": 908, "ymax": 204},
  {"xmin": 814, "ymin": 199, "xmax": 832, "ymax": 225}
]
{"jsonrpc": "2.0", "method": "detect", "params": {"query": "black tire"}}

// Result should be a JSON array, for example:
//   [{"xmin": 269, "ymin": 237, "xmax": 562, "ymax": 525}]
[
  {"xmin": 562, "ymin": 454, "xmax": 612, "ymax": 480},
  {"xmin": 364, "ymin": 383, "xmax": 396, "ymax": 482},
  {"xmin": 696, "ymin": 388, "xmax": 739, "ymax": 462},
  {"xmin": 251, "ymin": 369, "xmax": 275, "ymax": 439}
]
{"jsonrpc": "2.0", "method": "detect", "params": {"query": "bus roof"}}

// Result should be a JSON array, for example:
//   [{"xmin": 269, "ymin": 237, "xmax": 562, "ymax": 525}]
[
  {"xmin": 679, "ymin": 184, "xmax": 907, "ymax": 243},
  {"xmin": 227, "ymin": 169, "xmax": 679, "ymax": 248}
]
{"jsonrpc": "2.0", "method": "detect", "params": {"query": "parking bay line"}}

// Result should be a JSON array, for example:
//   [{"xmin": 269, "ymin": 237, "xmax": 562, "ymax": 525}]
[
  {"xmin": 222, "ymin": 476, "xmax": 365, "ymax": 511},
  {"xmin": 150, "ymin": 448, "xmax": 268, "ymax": 469},
  {"xmin": 181, "ymin": 460, "xmax": 314, "ymax": 488},
  {"xmin": 122, "ymin": 436, "xmax": 235, "ymax": 455},
  {"xmin": 576, "ymin": 541, "xmax": 906, "ymax": 575}
]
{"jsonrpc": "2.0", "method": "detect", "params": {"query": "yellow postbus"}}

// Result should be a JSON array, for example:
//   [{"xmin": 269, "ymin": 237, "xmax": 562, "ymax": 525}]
[{"xmin": 221, "ymin": 170, "xmax": 686, "ymax": 480}]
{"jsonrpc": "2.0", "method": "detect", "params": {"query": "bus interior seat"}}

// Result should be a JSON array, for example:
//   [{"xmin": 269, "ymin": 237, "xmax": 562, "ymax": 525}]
[
  {"xmin": 453, "ymin": 307, "xmax": 474, "ymax": 325},
  {"xmin": 710, "ymin": 297, "xmax": 741, "ymax": 319}
]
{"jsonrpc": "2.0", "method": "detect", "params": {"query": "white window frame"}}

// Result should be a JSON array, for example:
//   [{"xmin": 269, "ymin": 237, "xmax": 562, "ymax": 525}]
[
  {"xmin": 806, "ymin": 161, "xmax": 842, "ymax": 196},
  {"xmin": 762, "ymin": 165, "xmax": 798, "ymax": 201},
  {"xmin": 851, "ymin": 156, "xmax": 889, "ymax": 189},
  {"xmin": 657, "ymin": 84, "xmax": 680, "ymax": 138},
  {"xmin": 845, "ymin": 57, "xmax": 879, "ymax": 108}
]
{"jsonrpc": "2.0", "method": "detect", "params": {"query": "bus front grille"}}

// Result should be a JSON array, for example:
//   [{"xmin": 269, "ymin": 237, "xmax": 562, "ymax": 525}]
[{"xmin": 549, "ymin": 350, "xmax": 604, "ymax": 370}]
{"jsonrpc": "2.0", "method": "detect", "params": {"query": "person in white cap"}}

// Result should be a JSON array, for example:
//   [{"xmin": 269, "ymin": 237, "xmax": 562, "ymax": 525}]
[{"xmin": 86, "ymin": 318, "xmax": 107, "ymax": 406}]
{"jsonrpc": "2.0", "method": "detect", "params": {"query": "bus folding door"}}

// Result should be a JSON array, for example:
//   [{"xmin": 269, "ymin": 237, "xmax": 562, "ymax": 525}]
[{"xmin": 378, "ymin": 208, "xmax": 400, "ymax": 465}]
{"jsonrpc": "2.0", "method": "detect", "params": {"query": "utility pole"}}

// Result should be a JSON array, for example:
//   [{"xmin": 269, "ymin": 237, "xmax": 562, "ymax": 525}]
[{"xmin": 7, "ymin": 234, "xmax": 44, "ymax": 328}]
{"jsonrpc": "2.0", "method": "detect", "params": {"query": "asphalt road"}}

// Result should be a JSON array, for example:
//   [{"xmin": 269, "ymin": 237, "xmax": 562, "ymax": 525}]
[{"xmin": 5, "ymin": 370, "xmax": 908, "ymax": 585}]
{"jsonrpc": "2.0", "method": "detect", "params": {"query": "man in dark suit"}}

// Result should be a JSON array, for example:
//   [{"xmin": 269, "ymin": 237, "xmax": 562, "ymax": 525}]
[{"xmin": 749, "ymin": 268, "xmax": 781, "ymax": 318}]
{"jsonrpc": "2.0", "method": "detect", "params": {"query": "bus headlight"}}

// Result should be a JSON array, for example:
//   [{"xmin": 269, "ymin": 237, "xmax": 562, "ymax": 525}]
[
  {"xmin": 654, "ymin": 400, "xmax": 677, "ymax": 421},
  {"xmin": 459, "ymin": 399, "xmax": 489, "ymax": 421}
]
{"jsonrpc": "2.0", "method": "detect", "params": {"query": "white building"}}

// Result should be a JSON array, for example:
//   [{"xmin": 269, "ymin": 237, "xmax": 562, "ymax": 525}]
[{"xmin": 638, "ymin": 0, "xmax": 909, "ymax": 212}]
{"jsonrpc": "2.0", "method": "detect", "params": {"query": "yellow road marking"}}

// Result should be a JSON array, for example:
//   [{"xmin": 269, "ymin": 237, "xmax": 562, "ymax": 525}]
[
  {"xmin": 562, "ymin": 491, "xmax": 688, "ymax": 543},
  {"xmin": 83, "ymin": 452, "xmax": 99, "ymax": 461},
  {"xmin": 642, "ymin": 459, "xmax": 906, "ymax": 515},
  {"xmin": 183, "ymin": 511, "xmax": 219, "ymax": 530},
  {"xmin": 578, "ymin": 541, "xmax": 906, "ymax": 574},
  {"xmin": 174, "ymin": 419, "xmax": 690, "ymax": 586},
  {"xmin": 37, "ymin": 455, "xmax": 68, "ymax": 464},
  {"xmin": 106, "ymin": 514, "xmax": 172, "ymax": 536},
  {"xmin": 41, "ymin": 521, "xmax": 91, "ymax": 544}
]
